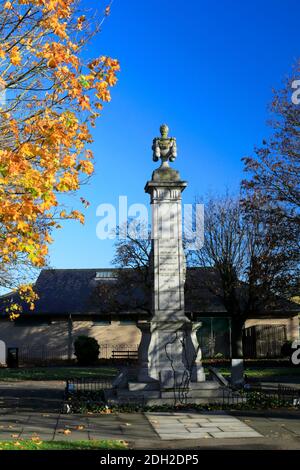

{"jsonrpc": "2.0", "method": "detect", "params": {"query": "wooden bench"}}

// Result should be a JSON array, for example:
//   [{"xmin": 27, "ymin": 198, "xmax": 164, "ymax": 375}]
[{"xmin": 111, "ymin": 350, "xmax": 138, "ymax": 361}]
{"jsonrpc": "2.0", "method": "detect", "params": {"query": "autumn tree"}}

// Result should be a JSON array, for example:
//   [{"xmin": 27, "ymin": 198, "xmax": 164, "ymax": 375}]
[
  {"xmin": 0, "ymin": 0, "xmax": 119, "ymax": 316},
  {"xmin": 241, "ymin": 61, "xmax": 300, "ymax": 341},
  {"xmin": 242, "ymin": 61, "xmax": 300, "ymax": 226}
]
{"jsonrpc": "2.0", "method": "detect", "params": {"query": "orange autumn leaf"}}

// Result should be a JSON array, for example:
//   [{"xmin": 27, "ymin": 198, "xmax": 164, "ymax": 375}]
[
  {"xmin": 79, "ymin": 160, "xmax": 94, "ymax": 175},
  {"xmin": 10, "ymin": 47, "xmax": 21, "ymax": 66}
]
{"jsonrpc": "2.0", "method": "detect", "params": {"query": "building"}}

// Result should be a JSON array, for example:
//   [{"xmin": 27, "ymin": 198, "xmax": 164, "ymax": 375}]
[{"xmin": 0, "ymin": 268, "xmax": 299, "ymax": 364}]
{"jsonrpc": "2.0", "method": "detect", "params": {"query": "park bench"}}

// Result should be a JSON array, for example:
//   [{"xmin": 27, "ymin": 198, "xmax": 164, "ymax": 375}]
[{"xmin": 111, "ymin": 350, "xmax": 138, "ymax": 361}]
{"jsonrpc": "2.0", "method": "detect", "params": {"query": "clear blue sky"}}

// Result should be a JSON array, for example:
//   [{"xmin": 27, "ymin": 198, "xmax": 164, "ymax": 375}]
[{"xmin": 48, "ymin": 0, "xmax": 300, "ymax": 269}]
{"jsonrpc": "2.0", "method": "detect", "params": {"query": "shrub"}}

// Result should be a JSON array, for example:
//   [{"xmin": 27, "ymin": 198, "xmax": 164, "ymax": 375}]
[
  {"xmin": 74, "ymin": 336, "xmax": 100, "ymax": 365},
  {"xmin": 281, "ymin": 341, "xmax": 294, "ymax": 358}
]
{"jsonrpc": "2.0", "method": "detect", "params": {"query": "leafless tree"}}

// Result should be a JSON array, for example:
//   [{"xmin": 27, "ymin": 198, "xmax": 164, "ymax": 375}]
[{"xmin": 187, "ymin": 193, "xmax": 299, "ymax": 368}]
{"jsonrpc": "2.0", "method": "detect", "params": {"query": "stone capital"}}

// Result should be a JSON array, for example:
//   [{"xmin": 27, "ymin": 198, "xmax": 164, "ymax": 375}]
[{"xmin": 145, "ymin": 179, "xmax": 187, "ymax": 194}]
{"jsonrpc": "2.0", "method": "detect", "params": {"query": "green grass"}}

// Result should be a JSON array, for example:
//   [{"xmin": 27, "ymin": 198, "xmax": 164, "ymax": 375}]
[
  {"xmin": 207, "ymin": 367, "xmax": 300, "ymax": 378},
  {"xmin": 1, "ymin": 365, "xmax": 299, "ymax": 382},
  {"xmin": 0, "ymin": 367, "xmax": 117, "ymax": 382},
  {"xmin": 0, "ymin": 440, "xmax": 127, "ymax": 450}
]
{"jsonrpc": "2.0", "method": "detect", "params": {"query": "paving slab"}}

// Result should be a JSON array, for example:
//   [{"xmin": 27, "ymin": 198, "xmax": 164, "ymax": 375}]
[
  {"xmin": 158, "ymin": 433, "xmax": 212, "ymax": 440},
  {"xmin": 210, "ymin": 431, "xmax": 262, "ymax": 438},
  {"xmin": 186, "ymin": 427, "xmax": 221, "ymax": 433},
  {"xmin": 146, "ymin": 412, "xmax": 263, "ymax": 439}
]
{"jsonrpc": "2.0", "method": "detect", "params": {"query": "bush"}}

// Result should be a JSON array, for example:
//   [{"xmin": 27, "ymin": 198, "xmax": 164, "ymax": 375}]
[
  {"xmin": 281, "ymin": 341, "xmax": 293, "ymax": 358},
  {"xmin": 74, "ymin": 336, "xmax": 100, "ymax": 365}
]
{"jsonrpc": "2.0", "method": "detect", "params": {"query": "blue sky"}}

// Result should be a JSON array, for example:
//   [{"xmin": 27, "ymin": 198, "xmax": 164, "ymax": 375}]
[{"xmin": 48, "ymin": 0, "xmax": 300, "ymax": 269}]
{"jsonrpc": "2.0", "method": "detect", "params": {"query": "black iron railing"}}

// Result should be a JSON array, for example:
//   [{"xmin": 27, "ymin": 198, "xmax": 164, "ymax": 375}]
[
  {"xmin": 65, "ymin": 377, "xmax": 113, "ymax": 397},
  {"xmin": 222, "ymin": 384, "xmax": 300, "ymax": 407}
]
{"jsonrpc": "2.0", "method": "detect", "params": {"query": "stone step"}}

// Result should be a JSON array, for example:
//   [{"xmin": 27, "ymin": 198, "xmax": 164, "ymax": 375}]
[
  {"xmin": 186, "ymin": 381, "xmax": 221, "ymax": 390},
  {"xmin": 117, "ymin": 390, "xmax": 161, "ymax": 399},
  {"xmin": 128, "ymin": 382, "xmax": 159, "ymax": 392},
  {"xmin": 161, "ymin": 389, "xmax": 224, "ymax": 399}
]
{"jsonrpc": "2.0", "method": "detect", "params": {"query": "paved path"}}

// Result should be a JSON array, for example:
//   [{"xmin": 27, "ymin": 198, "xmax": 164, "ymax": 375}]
[
  {"xmin": 0, "ymin": 381, "xmax": 300, "ymax": 448},
  {"xmin": 0, "ymin": 410, "xmax": 299, "ymax": 449}
]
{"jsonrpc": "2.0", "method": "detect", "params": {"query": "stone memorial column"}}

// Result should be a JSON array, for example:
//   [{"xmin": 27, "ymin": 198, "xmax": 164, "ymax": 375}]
[
  {"xmin": 0, "ymin": 340, "xmax": 6, "ymax": 367},
  {"xmin": 142, "ymin": 124, "xmax": 205, "ymax": 388}
]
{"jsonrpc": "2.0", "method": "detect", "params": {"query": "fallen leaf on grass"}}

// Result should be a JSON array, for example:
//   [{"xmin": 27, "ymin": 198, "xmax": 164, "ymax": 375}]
[
  {"xmin": 57, "ymin": 429, "xmax": 72, "ymax": 435},
  {"xmin": 119, "ymin": 440, "xmax": 129, "ymax": 447}
]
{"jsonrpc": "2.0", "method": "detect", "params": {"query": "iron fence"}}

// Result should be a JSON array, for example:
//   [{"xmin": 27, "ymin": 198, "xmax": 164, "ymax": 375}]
[
  {"xmin": 222, "ymin": 384, "xmax": 300, "ymax": 407},
  {"xmin": 19, "ymin": 347, "xmax": 65, "ymax": 365},
  {"xmin": 65, "ymin": 377, "xmax": 113, "ymax": 397}
]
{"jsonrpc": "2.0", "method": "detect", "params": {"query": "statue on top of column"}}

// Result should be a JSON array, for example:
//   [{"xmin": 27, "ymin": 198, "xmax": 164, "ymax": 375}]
[{"xmin": 152, "ymin": 124, "xmax": 177, "ymax": 165}]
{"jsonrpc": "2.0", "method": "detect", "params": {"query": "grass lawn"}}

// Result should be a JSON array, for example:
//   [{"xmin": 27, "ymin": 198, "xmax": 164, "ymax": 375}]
[
  {"xmin": 0, "ymin": 365, "xmax": 299, "ymax": 382},
  {"xmin": 207, "ymin": 367, "xmax": 300, "ymax": 378},
  {"xmin": 0, "ymin": 440, "xmax": 127, "ymax": 450},
  {"xmin": 0, "ymin": 367, "xmax": 117, "ymax": 382}
]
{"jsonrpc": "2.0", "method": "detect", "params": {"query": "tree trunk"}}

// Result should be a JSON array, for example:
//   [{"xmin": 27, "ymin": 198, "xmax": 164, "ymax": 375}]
[
  {"xmin": 231, "ymin": 317, "xmax": 245, "ymax": 387},
  {"xmin": 67, "ymin": 314, "xmax": 73, "ymax": 361},
  {"xmin": 231, "ymin": 317, "xmax": 244, "ymax": 358}
]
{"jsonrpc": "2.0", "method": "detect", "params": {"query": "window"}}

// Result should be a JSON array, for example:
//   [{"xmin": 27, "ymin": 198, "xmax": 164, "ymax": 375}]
[
  {"xmin": 194, "ymin": 317, "xmax": 231, "ymax": 358},
  {"xmin": 95, "ymin": 271, "xmax": 117, "ymax": 280},
  {"xmin": 119, "ymin": 319, "xmax": 137, "ymax": 326},
  {"xmin": 92, "ymin": 320, "xmax": 111, "ymax": 326}
]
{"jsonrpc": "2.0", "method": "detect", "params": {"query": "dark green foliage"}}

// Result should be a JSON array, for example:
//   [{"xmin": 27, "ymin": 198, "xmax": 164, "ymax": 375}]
[
  {"xmin": 65, "ymin": 390, "xmax": 300, "ymax": 414},
  {"xmin": 281, "ymin": 341, "xmax": 294, "ymax": 359},
  {"xmin": 74, "ymin": 335, "xmax": 100, "ymax": 365}
]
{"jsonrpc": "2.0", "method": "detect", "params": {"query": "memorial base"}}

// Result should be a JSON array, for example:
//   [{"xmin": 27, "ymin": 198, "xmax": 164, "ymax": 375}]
[{"xmin": 106, "ymin": 380, "xmax": 225, "ymax": 406}]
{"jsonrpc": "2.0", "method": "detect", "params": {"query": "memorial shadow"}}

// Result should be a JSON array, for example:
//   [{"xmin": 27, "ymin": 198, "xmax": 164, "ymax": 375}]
[
  {"xmin": 230, "ymin": 409, "xmax": 300, "ymax": 420},
  {"xmin": 0, "ymin": 383, "xmax": 64, "ymax": 412}
]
